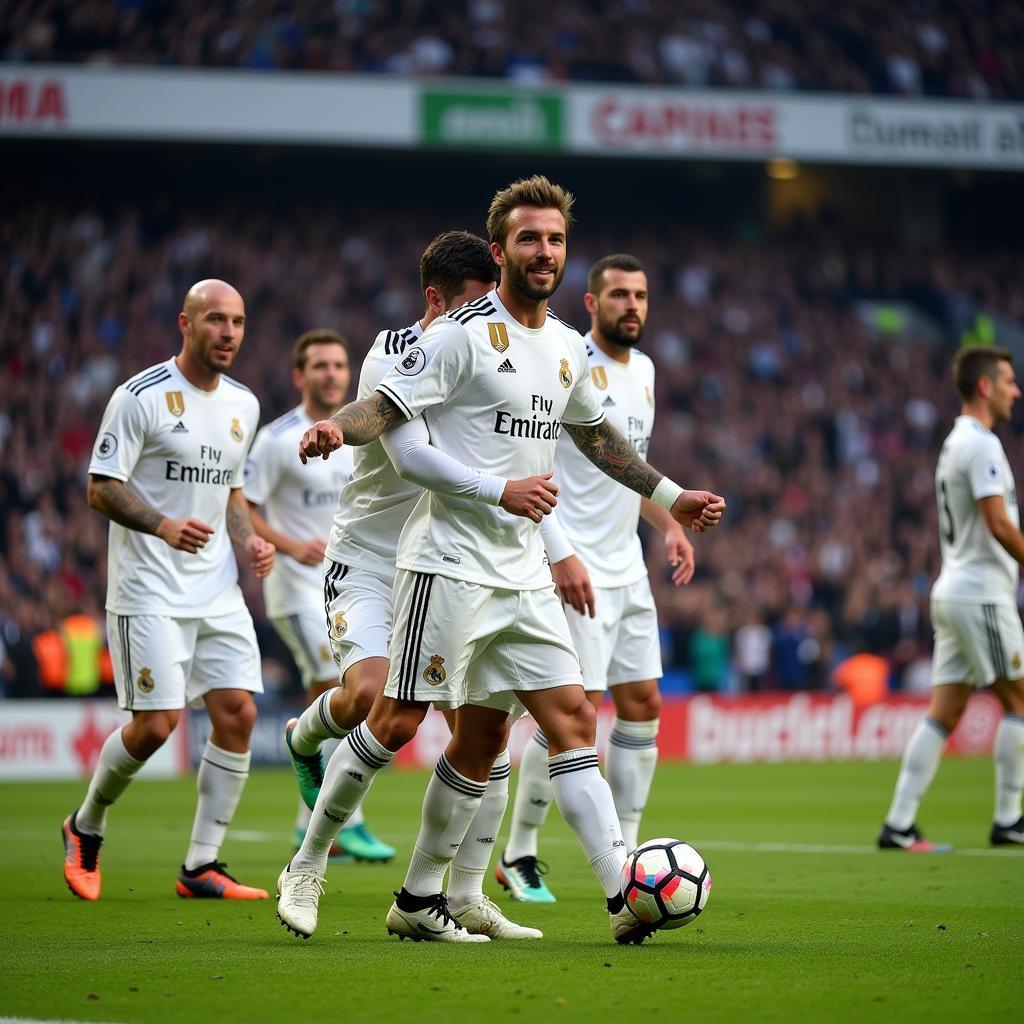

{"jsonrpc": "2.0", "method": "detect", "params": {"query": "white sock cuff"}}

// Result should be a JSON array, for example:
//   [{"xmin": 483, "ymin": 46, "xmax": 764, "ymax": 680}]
[
  {"xmin": 435, "ymin": 754, "xmax": 488, "ymax": 798},
  {"xmin": 548, "ymin": 746, "xmax": 600, "ymax": 779},
  {"xmin": 609, "ymin": 717, "xmax": 659, "ymax": 748},
  {"xmin": 115, "ymin": 727, "xmax": 145, "ymax": 769},
  {"xmin": 532, "ymin": 728, "xmax": 549, "ymax": 749},
  {"xmin": 201, "ymin": 741, "xmax": 250, "ymax": 774},
  {"xmin": 924, "ymin": 716, "xmax": 950, "ymax": 739},
  {"xmin": 346, "ymin": 723, "xmax": 394, "ymax": 769},
  {"xmin": 489, "ymin": 749, "xmax": 512, "ymax": 782},
  {"xmin": 315, "ymin": 690, "xmax": 348, "ymax": 739},
  {"xmin": 1002, "ymin": 713, "xmax": 1024, "ymax": 729}
]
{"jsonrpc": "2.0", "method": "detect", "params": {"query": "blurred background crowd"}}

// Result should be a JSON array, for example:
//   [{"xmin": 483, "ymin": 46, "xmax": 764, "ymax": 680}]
[
  {"xmin": 3, "ymin": 0, "xmax": 1023, "ymax": 99},
  {"xmin": 3, "ymin": 157, "xmax": 1021, "ymax": 698}
]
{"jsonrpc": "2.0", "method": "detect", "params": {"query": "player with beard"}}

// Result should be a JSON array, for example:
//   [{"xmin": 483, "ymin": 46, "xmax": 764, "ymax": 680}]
[
  {"xmin": 497, "ymin": 253, "xmax": 696, "ymax": 902},
  {"xmin": 62, "ymin": 279, "xmax": 274, "ymax": 902},
  {"xmin": 284, "ymin": 177, "xmax": 725, "ymax": 944}
]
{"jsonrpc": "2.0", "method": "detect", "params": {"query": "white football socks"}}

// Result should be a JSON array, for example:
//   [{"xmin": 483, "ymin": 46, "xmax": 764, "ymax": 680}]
[
  {"xmin": 75, "ymin": 727, "xmax": 144, "ymax": 836},
  {"xmin": 184, "ymin": 742, "xmax": 251, "ymax": 870},
  {"xmin": 885, "ymin": 716, "xmax": 948, "ymax": 831},
  {"xmin": 605, "ymin": 717, "xmax": 659, "ymax": 852},
  {"xmin": 291, "ymin": 723, "xmax": 392, "ymax": 876},
  {"xmin": 449, "ymin": 750, "xmax": 511, "ymax": 909},
  {"xmin": 504, "ymin": 728, "xmax": 553, "ymax": 862},
  {"xmin": 548, "ymin": 747, "xmax": 626, "ymax": 898},
  {"xmin": 291, "ymin": 689, "xmax": 348, "ymax": 755},
  {"xmin": 994, "ymin": 713, "xmax": 1024, "ymax": 826},
  {"xmin": 402, "ymin": 754, "xmax": 487, "ymax": 898}
]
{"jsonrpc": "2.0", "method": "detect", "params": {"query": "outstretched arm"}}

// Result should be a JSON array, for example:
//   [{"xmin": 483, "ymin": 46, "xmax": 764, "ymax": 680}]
[
  {"xmin": 299, "ymin": 392, "xmax": 405, "ymax": 463},
  {"xmin": 563, "ymin": 419, "xmax": 725, "ymax": 532}
]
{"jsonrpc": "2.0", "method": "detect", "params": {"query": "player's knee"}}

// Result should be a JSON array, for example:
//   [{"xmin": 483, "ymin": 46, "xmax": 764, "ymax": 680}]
[
  {"xmin": 128, "ymin": 711, "xmax": 178, "ymax": 756},
  {"xmin": 367, "ymin": 702, "xmax": 424, "ymax": 751},
  {"xmin": 557, "ymin": 696, "xmax": 597, "ymax": 748},
  {"xmin": 353, "ymin": 681, "xmax": 379, "ymax": 721},
  {"xmin": 623, "ymin": 688, "xmax": 661, "ymax": 721}
]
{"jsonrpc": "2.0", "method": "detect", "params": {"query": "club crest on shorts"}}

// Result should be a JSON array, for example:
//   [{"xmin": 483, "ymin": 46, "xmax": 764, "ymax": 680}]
[
  {"xmin": 230, "ymin": 418, "xmax": 244, "ymax": 442},
  {"xmin": 423, "ymin": 655, "xmax": 446, "ymax": 685},
  {"xmin": 165, "ymin": 391, "xmax": 185, "ymax": 417},
  {"xmin": 488, "ymin": 323, "xmax": 510, "ymax": 353},
  {"xmin": 136, "ymin": 667, "xmax": 155, "ymax": 693},
  {"xmin": 559, "ymin": 358, "xmax": 573, "ymax": 389},
  {"xmin": 330, "ymin": 611, "xmax": 348, "ymax": 641}
]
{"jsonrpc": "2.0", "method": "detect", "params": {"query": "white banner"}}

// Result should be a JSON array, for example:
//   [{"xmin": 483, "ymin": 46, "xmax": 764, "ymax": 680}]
[{"xmin": 0, "ymin": 701, "xmax": 187, "ymax": 780}]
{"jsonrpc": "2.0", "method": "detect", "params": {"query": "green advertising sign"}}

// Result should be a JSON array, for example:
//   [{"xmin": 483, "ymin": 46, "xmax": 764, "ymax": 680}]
[{"xmin": 422, "ymin": 90, "xmax": 563, "ymax": 149}]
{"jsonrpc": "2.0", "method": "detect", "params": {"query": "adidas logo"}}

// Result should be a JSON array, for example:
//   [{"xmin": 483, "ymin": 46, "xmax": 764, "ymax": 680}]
[
  {"xmin": 497, "ymin": 358, "xmax": 516, "ymax": 373},
  {"xmin": 601, "ymin": 396, "xmax": 616, "ymax": 407},
  {"xmin": 171, "ymin": 421, "xmax": 189, "ymax": 433}
]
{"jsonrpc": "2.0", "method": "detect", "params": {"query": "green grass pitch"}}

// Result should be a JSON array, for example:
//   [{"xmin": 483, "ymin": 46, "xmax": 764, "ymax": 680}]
[{"xmin": 2, "ymin": 759, "xmax": 1021, "ymax": 1024}]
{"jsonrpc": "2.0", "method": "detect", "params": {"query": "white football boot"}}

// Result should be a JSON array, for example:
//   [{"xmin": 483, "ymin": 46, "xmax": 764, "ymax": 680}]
[
  {"xmin": 452, "ymin": 895, "xmax": 543, "ymax": 939},
  {"xmin": 385, "ymin": 892, "xmax": 490, "ymax": 942},
  {"xmin": 276, "ymin": 864, "xmax": 325, "ymax": 939},
  {"xmin": 610, "ymin": 904, "xmax": 656, "ymax": 945}
]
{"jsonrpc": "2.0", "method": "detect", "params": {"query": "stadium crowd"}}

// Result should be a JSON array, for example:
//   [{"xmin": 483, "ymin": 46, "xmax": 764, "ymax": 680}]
[
  {"xmin": 2, "ymin": 196, "xmax": 1023, "ymax": 696},
  {"xmin": 3, "ymin": 0, "xmax": 1023, "ymax": 100}
]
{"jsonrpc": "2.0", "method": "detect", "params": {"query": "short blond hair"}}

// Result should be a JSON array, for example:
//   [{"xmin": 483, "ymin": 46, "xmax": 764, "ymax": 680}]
[{"xmin": 486, "ymin": 175, "xmax": 575, "ymax": 248}]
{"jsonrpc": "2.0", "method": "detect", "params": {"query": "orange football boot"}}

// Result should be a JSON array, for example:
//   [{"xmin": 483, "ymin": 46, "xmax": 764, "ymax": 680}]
[
  {"xmin": 176, "ymin": 862, "xmax": 268, "ymax": 899},
  {"xmin": 62, "ymin": 813, "xmax": 103, "ymax": 901}
]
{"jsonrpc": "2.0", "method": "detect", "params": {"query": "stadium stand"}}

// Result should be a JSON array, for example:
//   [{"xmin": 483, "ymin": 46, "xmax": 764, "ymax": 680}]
[{"xmin": 2, "ymin": 0, "xmax": 1022, "ymax": 99}]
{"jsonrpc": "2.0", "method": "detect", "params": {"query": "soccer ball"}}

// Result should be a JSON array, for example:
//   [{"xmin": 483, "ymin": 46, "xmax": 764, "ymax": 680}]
[{"xmin": 620, "ymin": 838, "xmax": 711, "ymax": 930}]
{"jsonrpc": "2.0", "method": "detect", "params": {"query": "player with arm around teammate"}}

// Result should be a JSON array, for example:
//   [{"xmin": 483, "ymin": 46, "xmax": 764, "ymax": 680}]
[
  {"xmin": 879, "ymin": 346, "xmax": 1024, "ymax": 851},
  {"xmin": 498, "ymin": 253, "xmax": 695, "ymax": 903},
  {"xmin": 62, "ymin": 279, "xmax": 275, "ymax": 901},
  {"xmin": 291, "ymin": 177, "xmax": 725, "ymax": 944}
]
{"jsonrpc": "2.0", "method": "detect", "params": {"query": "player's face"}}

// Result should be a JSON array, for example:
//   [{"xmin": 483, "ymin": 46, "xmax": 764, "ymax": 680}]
[
  {"xmin": 498, "ymin": 207, "xmax": 567, "ymax": 301},
  {"xmin": 591, "ymin": 269, "xmax": 648, "ymax": 348},
  {"xmin": 185, "ymin": 294, "xmax": 246, "ymax": 373},
  {"xmin": 990, "ymin": 361, "xmax": 1020, "ymax": 423},
  {"xmin": 442, "ymin": 278, "xmax": 495, "ymax": 313},
  {"xmin": 299, "ymin": 342, "xmax": 350, "ymax": 410}
]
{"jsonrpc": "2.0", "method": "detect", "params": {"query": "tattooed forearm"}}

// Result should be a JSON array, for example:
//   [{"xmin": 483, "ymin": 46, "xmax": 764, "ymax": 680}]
[
  {"xmin": 331, "ymin": 392, "xmax": 405, "ymax": 446},
  {"xmin": 564, "ymin": 420, "xmax": 663, "ymax": 498},
  {"xmin": 226, "ymin": 489, "xmax": 255, "ymax": 546},
  {"xmin": 87, "ymin": 475, "xmax": 166, "ymax": 534}
]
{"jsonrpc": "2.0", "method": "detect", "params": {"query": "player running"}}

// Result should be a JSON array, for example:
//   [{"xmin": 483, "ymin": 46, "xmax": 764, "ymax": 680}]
[
  {"xmin": 62, "ymin": 279, "xmax": 274, "ymax": 902},
  {"xmin": 278, "ymin": 230, "xmax": 549, "ymax": 941},
  {"xmin": 291, "ymin": 176, "xmax": 725, "ymax": 945},
  {"xmin": 879, "ymin": 346, "xmax": 1024, "ymax": 851},
  {"xmin": 497, "ymin": 253, "xmax": 695, "ymax": 903},
  {"xmin": 244, "ymin": 329, "xmax": 393, "ymax": 861}
]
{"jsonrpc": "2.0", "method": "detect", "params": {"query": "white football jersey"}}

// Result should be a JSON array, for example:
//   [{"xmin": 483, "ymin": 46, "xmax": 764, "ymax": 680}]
[
  {"xmin": 244, "ymin": 404, "xmax": 354, "ymax": 617},
  {"xmin": 376, "ymin": 290, "xmax": 605, "ymax": 590},
  {"xmin": 931, "ymin": 415, "xmax": 1019, "ymax": 603},
  {"xmin": 325, "ymin": 321, "xmax": 425, "ymax": 583},
  {"xmin": 552, "ymin": 333, "xmax": 656, "ymax": 587},
  {"xmin": 88, "ymin": 357, "xmax": 260, "ymax": 617}
]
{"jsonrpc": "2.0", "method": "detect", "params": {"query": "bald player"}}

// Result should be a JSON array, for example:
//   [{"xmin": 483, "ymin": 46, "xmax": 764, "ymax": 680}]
[{"xmin": 62, "ymin": 279, "xmax": 275, "ymax": 903}]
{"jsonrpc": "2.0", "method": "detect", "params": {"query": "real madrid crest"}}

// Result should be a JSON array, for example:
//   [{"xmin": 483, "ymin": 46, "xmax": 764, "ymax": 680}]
[
  {"xmin": 230, "ymin": 417, "xmax": 244, "ymax": 442},
  {"xmin": 488, "ymin": 323, "xmax": 510, "ymax": 353},
  {"xmin": 423, "ymin": 655, "xmax": 446, "ymax": 685},
  {"xmin": 558, "ymin": 358, "xmax": 573, "ymax": 389},
  {"xmin": 136, "ymin": 667, "xmax": 155, "ymax": 693},
  {"xmin": 330, "ymin": 611, "xmax": 348, "ymax": 641},
  {"xmin": 591, "ymin": 366, "xmax": 608, "ymax": 390}
]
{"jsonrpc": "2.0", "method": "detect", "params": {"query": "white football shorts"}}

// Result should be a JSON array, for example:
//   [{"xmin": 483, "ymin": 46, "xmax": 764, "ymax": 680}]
[
  {"xmin": 107, "ymin": 608, "xmax": 262, "ymax": 711},
  {"xmin": 384, "ymin": 570, "xmax": 583, "ymax": 714},
  {"xmin": 270, "ymin": 605, "xmax": 338, "ymax": 688},
  {"xmin": 563, "ymin": 576, "xmax": 663, "ymax": 691},
  {"xmin": 323, "ymin": 559, "xmax": 393, "ymax": 681},
  {"xmin": 930, "ymin": 597, "xmax": 1024, "ymax": 688}
]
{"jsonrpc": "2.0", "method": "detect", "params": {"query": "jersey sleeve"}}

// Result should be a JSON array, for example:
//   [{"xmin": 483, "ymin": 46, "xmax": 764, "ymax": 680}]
[
  {"xmin": 967, "ymin": 433, "xmax": 1007, "ymax": 501},
  {"xmin": 375, "ymin": 321, "xmax": 472, "ymax": 421},
  {"xmin": 562, "ymin": 353, "xmax": 605, "ymax": 427},
  {"xmin": 243, "ymin": 425, "xmax": 277, "ymax": 504},
  {"xmin": 87, "ymin": 387, "xmax": 150, "ymax": 482}
]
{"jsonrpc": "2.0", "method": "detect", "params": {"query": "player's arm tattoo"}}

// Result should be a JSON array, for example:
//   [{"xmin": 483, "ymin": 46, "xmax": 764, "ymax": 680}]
[
  {"xmin": 330, "ymin": 392, "xmax": 405, "ymax": 445},
  {"xmin": 226, "ymin": 488, "xmax": 256, "ymax": 547},
  {"xmin": 563, "ymin": 420, "xmax": 663, "ymax": 498},
  {"xmin": 86, "ymin": 475, "xmax": 165, "ymax": 535}
]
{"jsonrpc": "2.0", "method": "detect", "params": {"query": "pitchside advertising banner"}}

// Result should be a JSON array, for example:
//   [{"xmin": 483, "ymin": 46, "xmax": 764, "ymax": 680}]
[
  {"xmin": 2, "ymin": 66, "xmax": 1022, "ymax": 169},
  {"xmin": 0, "ymin": 692, "xmax": 1000, "ymax": 779}
]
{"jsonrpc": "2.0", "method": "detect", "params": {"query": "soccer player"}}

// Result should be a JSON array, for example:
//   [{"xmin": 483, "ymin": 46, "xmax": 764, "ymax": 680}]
[
  {"xmin": 497, "ymin": 253, "xmax": 695, "ymax": 903},
  {"xmin": 62, "ymin": 279, "xmax": 275, "ymax": 901},
  {"xmin": 244, "ymin": 329, "xmax": 393, "ymax": 861},
  {"xmin": 879, "ymin": 346, "xmax": 1024, "ymax": 850},
  {"xmin": 278, "ymin": 230, "xmax": 548, "ymax": 941},
  {"xmin": 290, "ymin": 177, "xmax": 725, "ymax": 944}
]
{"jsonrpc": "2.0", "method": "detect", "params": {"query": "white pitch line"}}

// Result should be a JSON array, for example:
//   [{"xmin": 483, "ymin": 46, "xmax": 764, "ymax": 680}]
[{"xmin": 1, "ymin": 1018, "xmax": 129, "ymax": 1024}]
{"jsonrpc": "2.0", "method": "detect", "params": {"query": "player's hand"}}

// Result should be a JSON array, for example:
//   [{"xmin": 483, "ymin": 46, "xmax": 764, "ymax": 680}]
[
  {"xmin": 551, "ymin": 554, "xmax": 596, "ymax": 618},
  {"xmin": 664, "ymin": 524, "xmax": 696, "ymax": 585},
  {"xmin": 669, "ymin": 490, "xmax": 726, "ymax": 533},
  {"xmin": 247, "ymin": 536, "xmax": 276, "ymax": 578},
  {"xmin": 156, "ymin": 517, "xmax": 214, "ymax": 554},
  {"xmin": 500, "ymin": 473, "xmax": 559, "ymax": 522},
  {"xmin": 299, "ymin": 420, "xmax": 343, "ymax": 464},
  {"xmin": 290, "ymin": 537, "xmax": 327, "ymax": 566}
]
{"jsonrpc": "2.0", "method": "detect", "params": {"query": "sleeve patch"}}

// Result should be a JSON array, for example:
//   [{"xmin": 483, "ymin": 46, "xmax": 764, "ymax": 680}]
[{"xmin": 396, "ymin": 346, "xmax": 428, "ymax": 376}]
